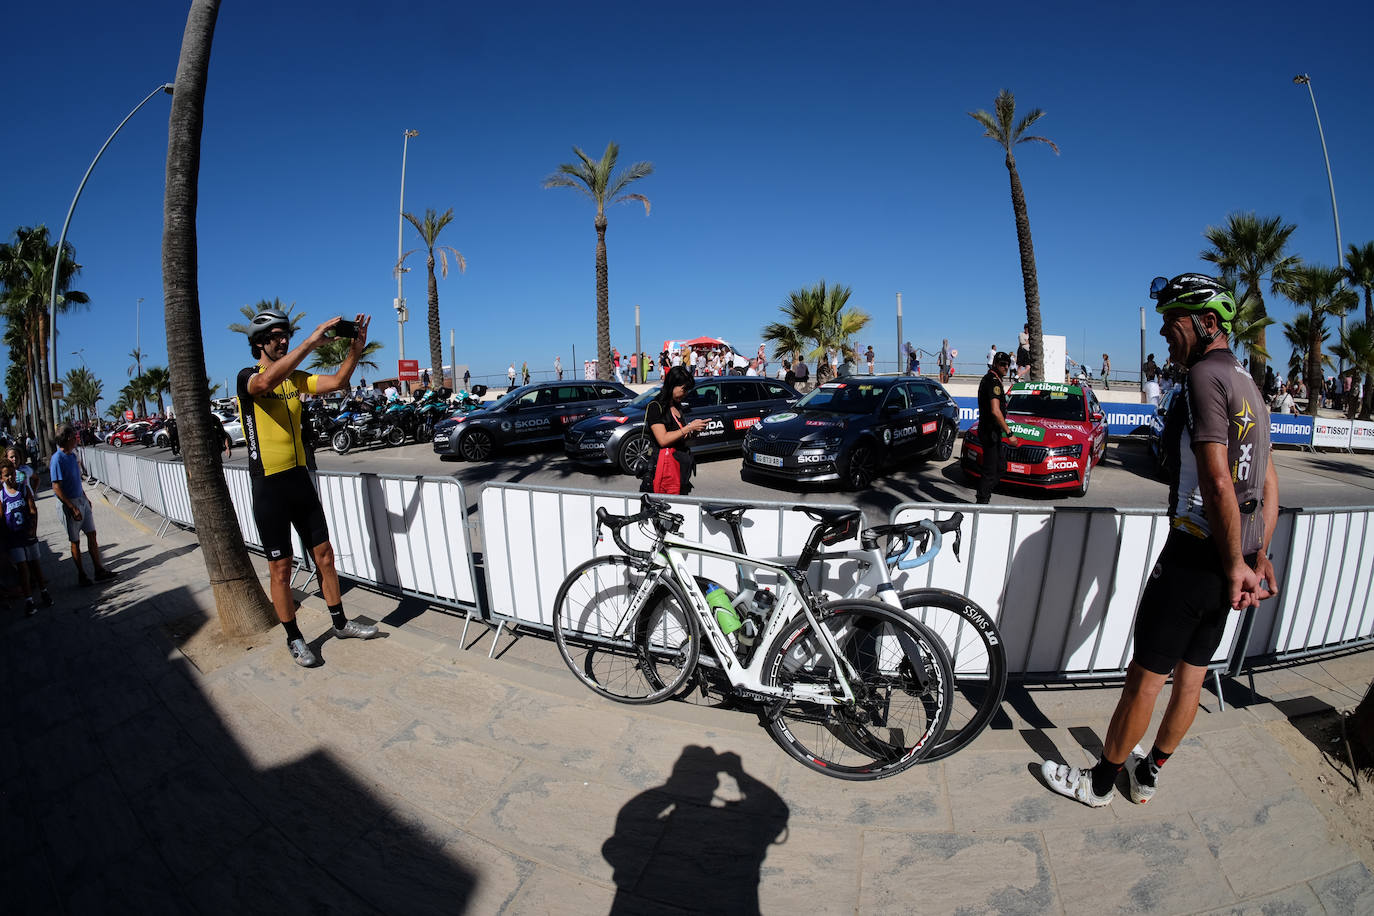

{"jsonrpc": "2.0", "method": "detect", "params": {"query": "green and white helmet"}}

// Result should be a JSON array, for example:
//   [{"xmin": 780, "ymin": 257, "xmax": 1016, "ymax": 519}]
[{"xmin": 1149, "ymin": 274, "xmax": 1236, "ymax": 332}]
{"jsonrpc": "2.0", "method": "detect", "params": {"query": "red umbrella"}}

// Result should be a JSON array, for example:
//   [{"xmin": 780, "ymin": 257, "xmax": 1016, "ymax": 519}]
[{"xmin": 685, "ymin": 336, "xmax": 724, "ymax": 348}]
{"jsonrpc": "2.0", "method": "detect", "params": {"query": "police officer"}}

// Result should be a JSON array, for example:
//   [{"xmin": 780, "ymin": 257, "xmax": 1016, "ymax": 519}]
[{"xmin": 975, "ymin": 351, "xmax": 1018, "ymax": 504}]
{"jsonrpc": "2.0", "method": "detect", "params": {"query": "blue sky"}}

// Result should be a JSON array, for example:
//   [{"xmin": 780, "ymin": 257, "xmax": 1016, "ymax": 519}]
[{"xmin": 5, "ymin": 0, "xmax": 1372, "ymax": 406}]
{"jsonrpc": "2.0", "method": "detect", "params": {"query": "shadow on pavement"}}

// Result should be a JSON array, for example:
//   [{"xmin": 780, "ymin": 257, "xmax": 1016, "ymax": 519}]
[
  {"xmin": 603, "ymin": 745, "xmax": 788, "ymax": 915},
  {"xmin": 3, "ymin": 582, "xmax": 480, "ymax": 913}
]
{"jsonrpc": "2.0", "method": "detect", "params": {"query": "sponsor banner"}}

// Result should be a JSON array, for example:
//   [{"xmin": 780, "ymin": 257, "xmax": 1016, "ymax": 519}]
[
  {"xmin": 1351, "ymin": 420, "xmax": 1374, "ymax": 452},
  {"xmin": 733, "ymin": 416, "xmax": 760, "ymax": 431},
  {"xmin": 1007, "ymin": 421, "xmax": 1045, "ymax": 442},
  {"xmin": 952, "ymin": 397, "xmax": 1158, "ymax": 437},
  {"xmin": 1269, "ymin": 415, "xmax": 1314, "ymax": 447},
  {"xmin": 1312, "ymin": 417, "xmax": 1352, "ymax": 450}
]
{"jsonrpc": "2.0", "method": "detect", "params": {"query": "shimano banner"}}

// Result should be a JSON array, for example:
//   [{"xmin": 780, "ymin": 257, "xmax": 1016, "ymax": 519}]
[{"xmin": 1269, "ymin": 415, "xmax": 1315, "ymax": 447}]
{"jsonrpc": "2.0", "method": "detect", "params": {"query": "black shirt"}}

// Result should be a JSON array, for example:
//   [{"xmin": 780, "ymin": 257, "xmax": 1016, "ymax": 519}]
[
  {"xmin": 977, "ymin": 370, "xmax": 1006, "ymax": 440},
  {"xmin": 644, "ymin": 400, "xmax": 687, "ymax": 452}
]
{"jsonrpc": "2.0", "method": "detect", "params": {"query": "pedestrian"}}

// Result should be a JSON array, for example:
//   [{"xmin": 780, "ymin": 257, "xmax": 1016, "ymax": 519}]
[
  {"xmin": 864, "ymin": 345, "xmax": 875, "ymax": 374},
  {"xmin": 1041, "ymin": 273, "xmax": 1278, "ymax": 808},
  {"xmin": 6, "ymin": 444, "xmax": 36, "ymax": 496},
  {"xmin": 745, "ymin": 358, "xmax": 760, "ymax": 377},
  {"xmin": 986, "ymin": 344, "xmax": 998, "ymax": 373},
  {"xmin": 939, "ymin": 339, "xmax": 952, "ymax": 384},
  {"xmin": 1101, "ymin": 353, "xmax": 1112, "ymax": 390},
  {"xmin": 555, "ymin": 355, "xmax": 563, "ymax": 381},
  {"xmin": 613, "ymin": 348, "xmax": 624, "ymax": 384},
  {"xmin": 50, "ymin": 424, "xmax": 117, "ymax": 587},
  {"xmin": 973, "ymin": 352, "xmax": 1018, "ymax": 505},
  {"xmin": 421, "ymin": 368, "xmax": 430, "ymax": 388},
  {"xmin": 522, "ymin": 361, "xmax": 530, "ymax": 386},
  {"xmin": 783, "ymin": 359, "xmax": 796, "ymax": 388},
  {"xmin": 507, "ymin": 362, "xmax": 516, "ymax": 391},
  {"xmin": 792, "ymin": 357, "xmax": 809, "ymax": 391},
  {"xmin": 1016, "ymin": 324, "xmax": 1031, "ymax": 380},
  {"xmin": 827, "ymin": 347, "xmax": 838, "ymax": 379},
  {"xmin": 237, "ymin": 307, "xmax": 380, "ymax": 667},
  {"xmin": 463, "ymin": 368, "xmax": 471, "ymax": 389},
  {"xmin": 644, "ymin": 366, "xmax": 707, "ymax": 495},
  {"xmin": 1272, "ymin": 384, "xmax": 1295, "ymax": 414},
  {"xmin": 1, "ymin": 458, "xmax": 51, "ymax": 615}
]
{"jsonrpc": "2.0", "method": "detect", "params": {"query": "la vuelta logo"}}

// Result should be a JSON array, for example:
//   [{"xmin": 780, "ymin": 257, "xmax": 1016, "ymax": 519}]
[{"xmin": 1007, "ymin": 422, "xmax": 1045, "ymax": 442}]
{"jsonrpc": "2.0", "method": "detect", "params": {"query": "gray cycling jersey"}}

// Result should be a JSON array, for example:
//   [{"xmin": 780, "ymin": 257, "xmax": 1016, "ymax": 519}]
[{"xmin": 1165, "ymin": 348, "xmax": 1271, "ymax": 554}]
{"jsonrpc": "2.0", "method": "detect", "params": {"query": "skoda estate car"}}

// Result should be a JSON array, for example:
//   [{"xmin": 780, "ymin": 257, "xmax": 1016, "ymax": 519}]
[
  {"xmin": 564, "ymin": 377, "xmax": 800, "ymax": 475},
  {"xmin": 433, "ymin": 380, "xmax": 634, "ymax": 461},
  {"xmin": 740, "ymin": 376, "xmax": 960, "ymax": 489},
  {"xmin": 960, "ymin": 380, "xmax": 1107, "ymax": 496}
]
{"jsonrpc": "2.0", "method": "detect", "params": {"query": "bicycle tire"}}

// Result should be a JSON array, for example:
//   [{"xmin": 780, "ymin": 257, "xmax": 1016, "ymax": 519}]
[
  {"xmin": 759, "ymin": 598, "xmax": 953, "ymax": 780},
  {"xmin": 898, "ymin": 588, "xmax": 1008, "ymax": 761},
  {"xmin": 552, "ymin": 556, "xmax": 700, "ymax": 705}
]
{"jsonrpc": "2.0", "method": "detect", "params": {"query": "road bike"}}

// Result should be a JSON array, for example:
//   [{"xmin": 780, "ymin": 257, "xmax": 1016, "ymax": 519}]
[
  {"xmin": 551, "ymin": 495, "xmax": 955, "ymax": 780},
  {"xmin": 699, "ymin": 504, "xmax": 1006, "ymax": 762}
]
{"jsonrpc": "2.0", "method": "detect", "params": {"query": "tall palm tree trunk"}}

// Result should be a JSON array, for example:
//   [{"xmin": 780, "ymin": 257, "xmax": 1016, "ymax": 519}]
[
  {"xmin": 37, "ymin": 311, "xmax": 54, "ymax": 455},
  {"xmin": 1307, "ymin": 321, "xmax": 1323, "ymax": 418},
  {"xmin": 1364, "ymin": 288, "xmax": 1373, "ymax": 421},
  {"xmin": 594, "ymin": 215, "xmax": 610, "ymax": 380},
  {"xmin": 1246, "ymin": 287, "xmax": 1269, "ymax": 391},
  {"xmin": 426, "ymin": 252, "xmax": 443, "ymax": 388},
  {"xmin": 163, "ymin": 0, "xmax": 276, "ymax": 636},
  {"xmin": 1005, "ymin": 154, "xmax": 1044, "ymax": 380}
]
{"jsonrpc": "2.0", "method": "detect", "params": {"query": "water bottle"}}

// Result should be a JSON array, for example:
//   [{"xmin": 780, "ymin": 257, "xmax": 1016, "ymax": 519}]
[{"xmin": 704, "ymin": 583, "xmax": 742, "ymax": 635}]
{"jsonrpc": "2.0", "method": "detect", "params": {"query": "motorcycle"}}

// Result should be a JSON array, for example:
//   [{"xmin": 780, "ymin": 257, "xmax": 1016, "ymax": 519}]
[
  {"xmin": 380, "ymin": 398, "xmax": 417, "ymax": 446},
  {"xmin": 330, "ymin": 397, "xmax": 389, "ymax": 454},
  {"xmin": 449, "ymin": 384, "xmax": 488, "ymax": 414},
  {"xmin": 412, "ymin": 390, "xmax": 452, "ymax": 440}
]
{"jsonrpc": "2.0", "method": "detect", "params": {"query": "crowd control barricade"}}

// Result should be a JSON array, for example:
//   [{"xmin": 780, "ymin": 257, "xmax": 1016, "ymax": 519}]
[
  {"xmin": 1312, "ymin": 418, "xmax": 1353, "ymax": 452},
  {"xmin": 1351, "ymin": 420, "xmax": 1374, "ymax": 451},
  {"xmin": 114, "ymin": 453, "xmax": 143, "ymax": 506},
  {"xmin": 1237, "ymin": 505, "xmax": 1374, "ymax": 663},
  {"xmin": 888, "ymin": 503, "xmax": 1266, "ymax": 680},
  {"xmin": 479, "ymin": 483, "xmax": 861, "ymax": 651}
]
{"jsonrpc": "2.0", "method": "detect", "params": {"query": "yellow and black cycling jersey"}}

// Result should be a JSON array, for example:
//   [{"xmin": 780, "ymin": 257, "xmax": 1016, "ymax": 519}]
[{"xmin": 237, "ymin": 366, "xmax": 320, "ymax": 477}]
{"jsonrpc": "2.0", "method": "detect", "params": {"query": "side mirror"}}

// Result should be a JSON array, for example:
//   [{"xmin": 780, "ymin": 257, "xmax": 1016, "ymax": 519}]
[{"xmin": 1091, "ymin": 411, "xmax": 1104, "ymax": 422}]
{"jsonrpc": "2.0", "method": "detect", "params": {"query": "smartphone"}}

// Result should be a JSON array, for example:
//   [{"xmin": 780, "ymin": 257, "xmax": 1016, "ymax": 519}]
[{"xmin": 331, "ymin": 319, "xmax": 357, "ymax": 339}]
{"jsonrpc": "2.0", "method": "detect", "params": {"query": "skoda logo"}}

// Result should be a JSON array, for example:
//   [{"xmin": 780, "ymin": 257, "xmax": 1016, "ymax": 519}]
[
  {"xmin": 882, "ymin": 429, "xmax": 892, "ymax": 445},
  {"xmin": 501, "ymin": 422, "xmax": 512, "ymax": 432}
]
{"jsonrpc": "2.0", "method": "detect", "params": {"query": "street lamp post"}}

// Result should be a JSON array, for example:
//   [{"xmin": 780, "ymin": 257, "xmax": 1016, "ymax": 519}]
[
  {"xmin": 395, "ymin": 129, "xmax": 418, "ymax": 392},
  {"xmin": 1293, "ymin": 73, "xmax": 1345, "ymax": 373},
  {"xmin": 49, "ymin": 83, "xmax": 173, "ymax": 438}
]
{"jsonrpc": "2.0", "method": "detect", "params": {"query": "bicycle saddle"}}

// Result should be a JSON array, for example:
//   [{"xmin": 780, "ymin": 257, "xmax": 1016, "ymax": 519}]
[
  {"xmin": 703, "ymin": 504, "xmax": 748, "ymax": 522},
  {"xmin": 795, "ymin": 506, "xmax": 863, "ymax": 545}
]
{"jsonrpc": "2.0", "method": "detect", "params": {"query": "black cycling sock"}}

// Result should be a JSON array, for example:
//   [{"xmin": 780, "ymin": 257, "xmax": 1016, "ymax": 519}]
[
  {"xmin": 282, "ymin": 619, "xmax": 303, "ymax": 644},
  {"xmin": 328, "ymin": 603, "xmax": 347, "ymax": 629},
  {"xmin": 1090, "ymin": 756, "xmax": 1123, "ymax": 797},
  {"xmin": 1137, "ymin": 745, "xmax": 1172, "ymax": 787}
]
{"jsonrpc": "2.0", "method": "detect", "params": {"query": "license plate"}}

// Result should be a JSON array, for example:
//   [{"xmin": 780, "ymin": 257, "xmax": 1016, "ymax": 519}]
[
  {"xmin": 753, "ymin": 453, "xmax": 784, "ymax": 467},
  {"xmin": 1006, "ymin": 462, "xmax": 1027, "ymax": 473}
]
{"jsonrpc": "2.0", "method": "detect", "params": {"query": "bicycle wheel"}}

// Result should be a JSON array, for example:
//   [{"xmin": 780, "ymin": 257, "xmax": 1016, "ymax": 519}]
[
  {"xmin": 552, "ymin": 556, "xmax": 700, "ymax": 705},
  {"xmin": 759, "ymin": 598, "xmax": 953, "ymax": 780},
  {"xmin": 899, "ymin": 588, "xmax": 1008, "ymax": 762}
]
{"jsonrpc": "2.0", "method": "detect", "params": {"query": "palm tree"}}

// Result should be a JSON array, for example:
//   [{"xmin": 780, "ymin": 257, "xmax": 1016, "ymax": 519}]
[
  {"xmin": 1278, "ymin": 264, "xmax": 1357, "ymax": 416},
  {"xmin": 163, "ymin": 0, "xmax": 277, "ymax": 636},
  {"xmin": 1282, "ymin": 313, "xmax": 1328, "ymax": 385},
  {"xmin": 1229, "ymin": 290, "xmax": 1275, "ymax": 365},
  {"xmin": 544, "ymin": 142, "xmax": 653, "ymax": 380},
  {"xmin": 128, "ymin": 347, "xmax": 144, "ymax": 378},
  {"xmin": 761, "ymin": 281, "xmax": 871, "ymax": 381},
  {"xmin": 969, "ymin": 90, "xmax": 1058, "ymax": 381},
  {"xmin": 308, "ymin": 338, "xmax": 383, "ymax": 373},
  {"xmin": 399, "ymin": 208, "xmax": 465, "ymax": 389},
  {"xmin": 140, "ymin": 366, "xmax": 172, "ymax": 415},
  {"xmin": 0, "ymin": 225, "xmax": 90, "ymax": 456},
  {"xmin": 63, "ymin": 367, "xmax": 101, "ymax": 421},
  {"xmin": 227, "ymin": 297, "xmax": 305, "ymax": 337},
  {"xmin": 1200, "ymin": 213, "xmax": 1300, "ymax": 389},
  {"xmin": 1344, "ymin": 241, "xmax": 1374, "ymax": 418},
  {"xmin": 1331, "ymin": 321, "xmax": 1374, "ymax": 419}
]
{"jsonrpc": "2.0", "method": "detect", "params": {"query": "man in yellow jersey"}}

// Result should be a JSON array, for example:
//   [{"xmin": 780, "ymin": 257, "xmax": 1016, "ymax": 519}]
[{"xmin": 238, "ymin": 307, "xmax": 377, "ymax": 667}]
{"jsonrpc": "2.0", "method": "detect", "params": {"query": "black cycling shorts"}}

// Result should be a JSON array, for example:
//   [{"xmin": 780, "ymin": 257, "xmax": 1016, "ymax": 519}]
[
  {"xmin": 250, "ymin": 467, "xmax": 330, "ymax": 562},
  {"xmin": 1132, "ymin": 529, "xmax": 1256, "ymax": 675}
]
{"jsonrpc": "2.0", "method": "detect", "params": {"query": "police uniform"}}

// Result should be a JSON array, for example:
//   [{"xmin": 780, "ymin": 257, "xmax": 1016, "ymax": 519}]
[{"xmin": 976, "ymin": 366, "xmax": 1008, "ymax": 504}]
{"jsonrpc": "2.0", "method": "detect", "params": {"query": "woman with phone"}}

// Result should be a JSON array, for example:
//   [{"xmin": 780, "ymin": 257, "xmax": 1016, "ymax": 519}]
[{"xmin": 644, "ymin": 366, "xmax": 706, "ymax": 495}]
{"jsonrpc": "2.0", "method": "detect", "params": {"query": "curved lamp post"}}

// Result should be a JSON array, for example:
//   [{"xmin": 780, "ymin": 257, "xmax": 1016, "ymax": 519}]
[
  {"xmin": 395, "ymin": 128, "xmax": 418, "ymax": 392},
  {"xmin": 1293, "ymin": 73, "xmax": 1345, "ymax": 373},
  {"xmin": 48, "ymin": 83, "xmax": 174, "ymax": 418}
]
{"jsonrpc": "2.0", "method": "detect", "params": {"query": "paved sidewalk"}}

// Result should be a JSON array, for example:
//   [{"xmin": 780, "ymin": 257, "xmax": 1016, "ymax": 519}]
[{"xmin": 4, "ymin": 483, "xmax": 1372, "ymax": 914}]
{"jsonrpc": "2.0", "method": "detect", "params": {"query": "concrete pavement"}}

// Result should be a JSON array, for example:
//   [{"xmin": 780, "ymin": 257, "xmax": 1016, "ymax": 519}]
[{"xmin": 5, "ymin": 481, "xmax": 1372, "ymax": 914}]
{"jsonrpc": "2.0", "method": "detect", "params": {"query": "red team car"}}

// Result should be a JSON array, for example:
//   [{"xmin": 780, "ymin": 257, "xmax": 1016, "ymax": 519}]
[{"xmin": 960, "ymin": 381, "xmax": 1107, "ymax": 497}]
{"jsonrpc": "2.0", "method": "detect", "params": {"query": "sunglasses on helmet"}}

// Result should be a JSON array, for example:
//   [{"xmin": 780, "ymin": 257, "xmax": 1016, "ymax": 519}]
[{"xmin": 1149, "ymin": 276, "xmax": 1169, "ymax": 300}]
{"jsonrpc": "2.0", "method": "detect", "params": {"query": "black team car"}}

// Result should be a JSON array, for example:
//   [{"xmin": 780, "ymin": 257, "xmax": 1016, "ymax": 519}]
[
  {"xmin": 433, "ymin": 380, "xmax": 635, "ymax": 461},
  {"xmin": 741, "ymin": 376, "xmax": 960, "ymax": 489},
  {"xmin": 564, "ymin": 377, "xmax": 800, "ymax": 475}
]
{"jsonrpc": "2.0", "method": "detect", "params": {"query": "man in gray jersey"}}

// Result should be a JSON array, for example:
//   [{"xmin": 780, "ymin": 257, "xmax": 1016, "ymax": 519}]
[{"xmin": 1042, "ymin": 273, "xmax": 1280, "ymax": 807}]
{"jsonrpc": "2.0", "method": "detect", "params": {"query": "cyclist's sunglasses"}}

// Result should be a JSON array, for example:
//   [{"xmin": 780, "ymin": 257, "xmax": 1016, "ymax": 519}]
[{"xmin": 1149, "ymin": 276, "xmax": 1169, "ymax": 300}]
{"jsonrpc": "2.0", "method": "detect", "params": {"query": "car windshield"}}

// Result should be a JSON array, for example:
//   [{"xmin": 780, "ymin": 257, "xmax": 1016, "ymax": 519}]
[
  {"xmin": 630, "ymin": 387, "xmax": 660, "ymax": 408},
  {"xmin": 485, "ymin": 387, "xmax": 529, "ymax": 410},
  {"xmin": 796, "ymin": 382, "xmax": 887, "ymax": 414},
  {"xmin": 1006, "ymin": 386, "xmax": 1086, "ymax": 422}
]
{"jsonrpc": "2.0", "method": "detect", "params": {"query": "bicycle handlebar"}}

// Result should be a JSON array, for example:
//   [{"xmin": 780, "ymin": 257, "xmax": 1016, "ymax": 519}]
[
  {"xmin": 866, "ymin": 512, "xmax": 963, "ymax": 570},
  {"xmin": 595, "ymin": 495, "xmax": 683, "ymax": 561}
]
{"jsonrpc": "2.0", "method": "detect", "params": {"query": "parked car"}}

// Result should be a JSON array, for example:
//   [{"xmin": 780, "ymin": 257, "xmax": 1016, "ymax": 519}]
[
  {"xmin": 214, "ymin": 411, "xmax": 246, "ymax": 446},
  {"xmin": 433, "ymin": 380, "xmax": 636, "ymax": 461},
  {"xmin": 960, "ymin": 380, "xmax": 1108, "ymax": 497},
  {"xmin": 740, "ymin": 376, "xmax": 960, "ymax": 489},
  {"xmin": 564, "ymin": 377, "xmax": 800, "ymax": 475}
]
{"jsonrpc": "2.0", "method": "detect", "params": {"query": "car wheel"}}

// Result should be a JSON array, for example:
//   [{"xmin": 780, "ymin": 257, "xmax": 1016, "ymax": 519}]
[
  {"xmin": 1075, "ymin": 458, "xmax": 1092, "ymax": 497},
  {"xmin": 111, "ymin": 438, "xmax": 123, "ymax": 448},
  {"xmin": 331, "ymin": 430, "xmax": 353, "ymax": 455},
  {"xmin": 844, "ymin": 441, "xmax": 877, "ymax": 490},
  {"xmin": 933, "ymin": 422, "xmax": 956, "ymax": 461},
  {"xmin": 619, "ymin": 433, "xmax": 653, "ymax": 476},
  {"xmin": 459, "ymin": 428, "xmax": 494, "ymax": 461}
]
